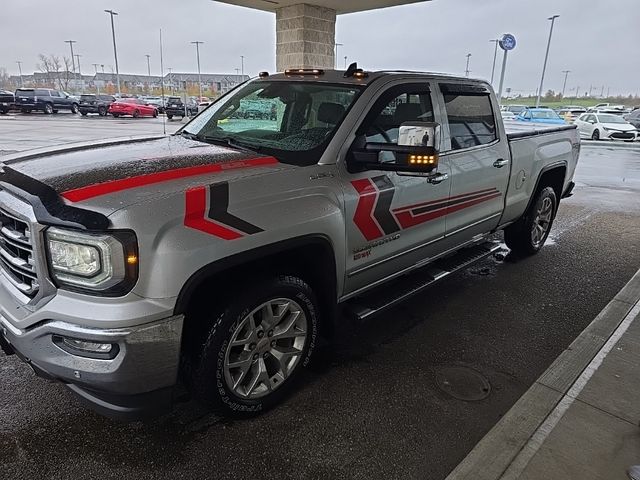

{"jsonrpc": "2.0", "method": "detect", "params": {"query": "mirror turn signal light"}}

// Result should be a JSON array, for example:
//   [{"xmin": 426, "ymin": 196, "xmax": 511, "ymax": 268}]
[{"xmin": 409, "ymin": 155, "xmax": 437, "ymax": 165}]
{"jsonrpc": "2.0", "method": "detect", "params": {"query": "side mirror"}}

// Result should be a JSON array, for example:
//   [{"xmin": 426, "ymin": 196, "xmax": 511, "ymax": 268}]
[{"xmin": 351, "ymin": 122, "xmax": 441, "ymax": 174}]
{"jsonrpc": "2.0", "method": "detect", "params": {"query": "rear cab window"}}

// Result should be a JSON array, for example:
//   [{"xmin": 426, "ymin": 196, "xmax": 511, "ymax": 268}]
[{"xmin": 440, "ymin": 83, "xmax": 497, "ymax": 151}]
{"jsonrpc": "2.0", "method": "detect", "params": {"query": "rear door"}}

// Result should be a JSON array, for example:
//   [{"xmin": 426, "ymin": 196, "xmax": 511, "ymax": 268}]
[
  {"xmin": 341, "ymin": 81, "xmax": 451, "ymax": 295},
  {"xmin": 435, "ymin": 82, "xmax": 510, "ymax": 240}
]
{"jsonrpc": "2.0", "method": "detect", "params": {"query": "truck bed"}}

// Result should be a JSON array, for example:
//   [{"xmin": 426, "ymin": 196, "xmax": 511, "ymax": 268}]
[{"xmin": 504, "ymin": 120, "xmax": 577, "ymax": 140}]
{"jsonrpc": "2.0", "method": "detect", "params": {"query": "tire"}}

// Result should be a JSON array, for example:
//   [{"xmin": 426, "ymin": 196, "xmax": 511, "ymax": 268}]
[
  {"xmin": 591, "ymin": 129, "xmax": 600, "ymax": 140},
  {"xmin": 80, "ymin": 111, "xmax": 88, "ymax": 116},
  {"xmin": 71, "ymin": 103, "xmax": 79, "ymax": 114},
  {"xmin": 52, "ymin": 109, "xmax": 59, "ymax": 114},
  {"xmin": 98, "ymin": 106, "xmax": 107, "ymax": 116},
  {"xmin": 112, "ymin": 113, "xmax": 120, "ymax": 118},
  {"xmin": 153, "ymin": 109, "xmax": 158, "ymax": 118},
  {"xmin": 44, "ymin": 103, "xmax": 53, "ymax": 115},
  {"xmin": 21, "ymin": 108, "xmax": 32, "ymax": 114},
  {"xmin": 133, "ymin": 109, "xmax": 140, "ymax": 118},
  {"xmin": 184, "ymin": 275, "xmax": 319, "ymax": 418},
  {"xmin": 0, "ymin": 108, "xmax": 8, "ymax": 114},
  {"xmin": 504, "ymin": 186, "xmax": 557, "ymax": 256},
  {"xmin": 166, "ymin": 114, "xmax": 173, "ymax": 120}
]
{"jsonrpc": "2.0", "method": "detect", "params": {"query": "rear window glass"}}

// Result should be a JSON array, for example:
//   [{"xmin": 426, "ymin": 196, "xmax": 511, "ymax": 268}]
[
  {"xmin": 16, "ymin": 89, "xmax": 35, "ymax": 97},
  {"xmin": 35, "ymin": 89, "xmax": 50, "ymax": 96},
  {"xmin": 80, "ymin": 95, "xmax": 96, "ymax": 100},
  {"xmin": 168, "ymin": 97, "xmax": 182, "ymax": 102},
  {"xmin": 98, "ymin": 95, "xmax": 114, "ymax": 101},
  {"xmin": 443, "ymin": 93, "xmax": 497, "ymax": 151}
]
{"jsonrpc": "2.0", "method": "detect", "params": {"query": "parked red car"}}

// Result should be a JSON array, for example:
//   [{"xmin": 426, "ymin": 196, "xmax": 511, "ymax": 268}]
[{"xmin": 108, "ymin": 98, "xmax": 158, "ymax": 118}]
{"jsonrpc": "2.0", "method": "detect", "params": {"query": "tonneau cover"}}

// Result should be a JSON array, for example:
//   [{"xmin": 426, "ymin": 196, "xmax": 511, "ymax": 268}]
[{"xmin": 504, "ymin": 120, "xmax": 577, "ymax": 140}]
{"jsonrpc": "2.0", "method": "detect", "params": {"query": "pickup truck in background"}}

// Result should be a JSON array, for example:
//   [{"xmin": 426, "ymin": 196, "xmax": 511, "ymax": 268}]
[
  {"xmin": 0, "ymin": 90, "xmax": 14, "ymax": 114},
  {"xmin": 0, "ymin": 65, "xmax": 579, "ymax": 420}
]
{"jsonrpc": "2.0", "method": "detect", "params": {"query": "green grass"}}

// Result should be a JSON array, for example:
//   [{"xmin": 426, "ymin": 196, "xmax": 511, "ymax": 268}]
[{"xmin": 501, "ymin": 98, "xmax": 600, "ymax": 108}]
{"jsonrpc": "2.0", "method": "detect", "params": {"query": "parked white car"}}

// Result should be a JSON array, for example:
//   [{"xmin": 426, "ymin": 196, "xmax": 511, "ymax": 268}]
[
  {"xmin": 574, "ymin": 112, "xmax": 638, "ymax": 141},
  {"xmin": 501, "ymin": 111, "xmax": 516, "ymax": 120}
]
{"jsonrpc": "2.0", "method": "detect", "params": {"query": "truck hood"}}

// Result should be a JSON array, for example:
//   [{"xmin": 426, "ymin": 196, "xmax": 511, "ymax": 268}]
[{"xmin": 0, "ymin": 135, "xmax": 287, "ymax": 229}]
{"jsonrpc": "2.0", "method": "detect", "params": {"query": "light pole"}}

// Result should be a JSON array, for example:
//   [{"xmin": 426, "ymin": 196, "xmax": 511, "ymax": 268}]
[
  {"xmin": 535, "ymin": 14, "xmax": 560, "ymax": 107},
  {"xmin": 240, "ymin": 55, "xmax": 245, "ymax": 79},
  {"xmin": 489, "ymin": 39, "xmax": 499, "ymax": 85},
  {"xmin": 145, "ymin": 54, "xmax": 151, "ymax": 93},
  {"xmin": 92, "ymin": 63, "xmax": 100, "ymax": 95},
  {"xmin": 344, "ymin": 56, "xmax": 348, "ymax": 69},
  {"xmin": 16, "ymin": 61, "xmax": 24, "ymax": 87},
  {"xmin": 235, "ymin": 68, "xmax": 240, "ymax": 85},
  {"xmin": 74, "ymin": 54, "xmax": 83, "ymax": 93},
  {"xmin": 191, "ymin": 41, "xmax": 204, "ymax": 99},
  {"xmin": 465, "ymin": 53, "xmax": 472, "ymax": 77},
  {"xmin": 561, "ymin": 70, "xmax": 570, "ymax": 98},
  {"xmin": 104, "ymin": 9, "xmax": 121, "ymax": 96},
  {"xmin": 334, "ymin": 43, "xmax": 343, "ymax": 69},
  {"xmin": 64, "ymin": 40, "xmax": 77, "ymax": 89}
]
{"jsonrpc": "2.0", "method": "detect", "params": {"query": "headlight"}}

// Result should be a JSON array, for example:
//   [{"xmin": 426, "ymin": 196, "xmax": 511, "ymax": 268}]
[{"xmin": 46, "ymin": 227, "xmax": 138, "ymax": 295}]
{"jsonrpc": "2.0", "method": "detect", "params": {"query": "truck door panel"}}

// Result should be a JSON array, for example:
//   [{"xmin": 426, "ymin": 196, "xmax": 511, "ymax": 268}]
[
  {"xmin": 437, "ymin": 84, "xmax": 510, "ymax": 239},
  {"xmin": 341, "ymin": 83, "xmax": 451, "ymax": 296}
]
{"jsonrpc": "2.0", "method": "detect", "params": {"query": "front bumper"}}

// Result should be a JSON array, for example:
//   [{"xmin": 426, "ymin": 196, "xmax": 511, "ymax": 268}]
[
  {"xmin": 0, "ymin": 310, "xmax": 184, "ymax": 420},
  {"xmin": 603, "ymin": 130, "xmax": 637, "ymax": 140}
]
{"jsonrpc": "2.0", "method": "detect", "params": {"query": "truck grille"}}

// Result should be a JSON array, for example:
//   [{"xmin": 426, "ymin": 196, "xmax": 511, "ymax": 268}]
[{"xmin": 0, "ymin": 207, "xmax": 39, "ymax": 297}]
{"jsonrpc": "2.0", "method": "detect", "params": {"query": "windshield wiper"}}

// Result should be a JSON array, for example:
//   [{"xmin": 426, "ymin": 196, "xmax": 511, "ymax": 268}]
[{"xmin": 181, "ymin": 131, "xmax": 262, "ymax": 154}]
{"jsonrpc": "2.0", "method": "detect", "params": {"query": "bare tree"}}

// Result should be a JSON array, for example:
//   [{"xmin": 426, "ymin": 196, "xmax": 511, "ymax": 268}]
[
  {"xmin": 60, "ymin": 57, "xmax": 73, "ymax": 90},
  {"xmin": 37, "ymin": 54, "xmax": 62, "ymax": 88},
  {"xmin": 0, "ymin": 68, "xmax": 10, "ymax": 89}
]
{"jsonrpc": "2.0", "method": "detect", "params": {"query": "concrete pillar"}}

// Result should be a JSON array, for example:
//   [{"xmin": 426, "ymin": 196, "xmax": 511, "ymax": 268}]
[{"xmin": 276, "ymin": 3, "xmax": 336, "ymax": 71}]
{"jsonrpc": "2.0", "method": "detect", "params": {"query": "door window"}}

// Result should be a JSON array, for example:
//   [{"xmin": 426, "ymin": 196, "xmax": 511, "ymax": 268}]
[{"xmin": 441, "ymin": 89, "xmax": 496, "ymax": 151}]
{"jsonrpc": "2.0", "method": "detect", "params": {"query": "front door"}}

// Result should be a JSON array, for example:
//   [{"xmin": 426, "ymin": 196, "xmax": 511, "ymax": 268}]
[
  {"xmin": 436, "ymin": 83, "xmax": 511, "ymax": 240},
  {"xmin": 341, "ymin": 82, "xmax": 451, "ymax": 296}
]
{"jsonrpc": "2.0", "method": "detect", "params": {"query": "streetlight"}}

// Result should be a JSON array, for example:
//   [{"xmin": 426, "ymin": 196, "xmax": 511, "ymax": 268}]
[
  {"xmin": 489, "ymin": 39, "xmax": 499, "ymax": 85},
  {"xmin": 465, "ymin": 53, "xmax": 472, "ymax": 77},
  {"xmin": 344, "ymin": 56, "xmax": 348, "ymax": 69},
  {"xmin": 74, "ymin": 54, "xmax": 83, "ymax": 93},
  {"xmin": 191, "ymin": 41, "xmax": 204, "ymax": 99},
  {"xmin": 64, "ymin": 40, "xmax": 77, "ymax": 89},
  {"xmin": 16, "ymin": 61, "xmax": 23, "ymax": 87},
  {"xmin": 334, "ymin": 42, "xmax": 343, "ymax": 69},
  {"xmin": 561, "ymin": 70, "xmax": 570, "ymax": 98},
  {"xmin": 104, "ymin": 9, "xmax": 121, "ymax": 96},
  {"xmin": 92, "ymin": 63, "xmax": 100, "ymax": 95},
  {"xmin": 535, "ymin": 15, "xmax": 560, "ymax": 107},
  {"xmin": 235, "ymin": 68, "xmax": 240, "ymax": 85},
  {"xmin": 240, "ymin": 55, "xmax": 245, "ymax": 79},
  {"xmin": 145, "ymin": 54, "xmax": 152, "ymax": 93}
]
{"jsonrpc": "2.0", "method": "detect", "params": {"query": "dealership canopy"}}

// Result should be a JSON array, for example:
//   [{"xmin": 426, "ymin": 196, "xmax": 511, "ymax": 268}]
[{"xmin": 216, "ymin": 1, "xmax": 431, "ymax": 71}]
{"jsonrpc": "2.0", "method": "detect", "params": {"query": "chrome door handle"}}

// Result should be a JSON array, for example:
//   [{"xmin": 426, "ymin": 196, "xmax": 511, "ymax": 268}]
[
  {"xmin": 493, "ymin": 159, "xmax": 509, "ymax": 168},
  {"xmin": 427, "ymin": 172, "xmax": 449, "ymax": 185}
]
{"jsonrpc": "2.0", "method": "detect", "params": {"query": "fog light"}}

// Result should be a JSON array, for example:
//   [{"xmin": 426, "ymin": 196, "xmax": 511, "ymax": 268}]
[
  {"xmin": 53, "ymin": 335, "xmax": 119, "ymax": 359},
  {"xmin": 62, "ymin": 337, "xmax": 113, "ymax": 353}
]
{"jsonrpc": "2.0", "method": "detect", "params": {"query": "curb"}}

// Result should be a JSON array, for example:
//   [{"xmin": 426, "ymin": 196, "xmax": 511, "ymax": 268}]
[{"xmin": 446, "ymin": 267, "xmax": 640, "ymax": 480}]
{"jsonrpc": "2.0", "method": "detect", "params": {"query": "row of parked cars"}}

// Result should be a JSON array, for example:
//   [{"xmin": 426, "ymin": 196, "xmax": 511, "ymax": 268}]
[
  {"xmin": 501, "ymin": 103, "xmax": 640, "ymax": 142},
  {"xmin": 0, "ymin": 88, "xmax": 205, "ymax": 119}
]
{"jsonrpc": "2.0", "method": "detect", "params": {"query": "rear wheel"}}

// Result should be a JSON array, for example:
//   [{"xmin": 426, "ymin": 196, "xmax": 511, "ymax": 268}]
[
  {"xmin": 112, "ymin": 113, "xmax": 120, "ymax": 118},
  {"xmin": 504, "ymin": 186, "xmax": 557, "ymax": 256},
  {"xmin": 71, "ymin": 103, "xmax": 79, "ymax": 114},
  {"xmin": 98, "ymin": 106, "xmax": 107, "ymax": 116},
  {"xmin": 167, "ymin": 114, "xmax": 173, "ymax": 120},
  {"xmin": 44, "ymin": 103, "xmax": 53, "ymax": 114},
  {"xmin": 153, "ymin": 109, "xmax": 158, "ymax": 118},
  {"xmin": 591, "ymin": 129, "xmax": 600, "ymax": 140},
  {"xmin": 183, "ymin": 275, "xmax": 318, "ymax": 418}
]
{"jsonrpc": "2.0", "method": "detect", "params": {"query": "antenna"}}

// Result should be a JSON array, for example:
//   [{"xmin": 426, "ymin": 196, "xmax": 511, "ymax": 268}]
[{"xmin": 159, "ymin": 28, "xmax": 166, "ymax": 136}]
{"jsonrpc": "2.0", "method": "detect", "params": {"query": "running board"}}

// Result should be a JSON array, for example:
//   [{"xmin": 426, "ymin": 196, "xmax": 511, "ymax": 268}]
[{"xmin": 344, "ymin": 242, "xmax": 503, "ymax": 322}]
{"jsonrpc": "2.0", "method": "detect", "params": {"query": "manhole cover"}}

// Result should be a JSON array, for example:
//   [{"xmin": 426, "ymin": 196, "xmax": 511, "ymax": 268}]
[{"xmin": 435, "ymin": 366, "xmax": 491, "ymax": 401}]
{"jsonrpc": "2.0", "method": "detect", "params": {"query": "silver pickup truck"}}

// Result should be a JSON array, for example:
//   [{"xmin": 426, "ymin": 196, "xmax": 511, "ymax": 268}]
[{"xmin": 0, "ymin": 66, "xmax": 579, "ymax": 420}]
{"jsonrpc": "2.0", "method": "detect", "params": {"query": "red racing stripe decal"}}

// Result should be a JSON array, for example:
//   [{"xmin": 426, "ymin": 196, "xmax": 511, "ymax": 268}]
[
  {"xmin": 62, "ymin": 156, "xmax": 279, "ymax": 202},
  {"xmin": 351, "ymin": 178, "xmax": 384, "ymax": 241},
  {"xmin": 184, "ymin": 186, "xmax": 243, "ymax": 240},
  {"xmin": 393, "ymin": 188, "xmax": 496, "ymax": 213}
]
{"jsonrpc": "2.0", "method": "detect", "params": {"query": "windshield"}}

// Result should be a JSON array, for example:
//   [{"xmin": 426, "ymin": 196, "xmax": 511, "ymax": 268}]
[
  {"xmin": 597, "ymin": 114, "xmax": 625, "ymax": 124},
  {"xmin": 532, "ymin": 110, "xmax": 561, "ymax": 119},
  {"xmin": 182, "ymin": 80, "xmax": 362, "ymax": 165},
  {"xmin": 507, "ymin": 105, "xmax": 525, "ymax": 114}
]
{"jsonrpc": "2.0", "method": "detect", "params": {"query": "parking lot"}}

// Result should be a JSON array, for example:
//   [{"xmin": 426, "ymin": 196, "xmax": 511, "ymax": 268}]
[{"xmin": 1, "ymin": 115, "xmax": 639, "ymax": 479}]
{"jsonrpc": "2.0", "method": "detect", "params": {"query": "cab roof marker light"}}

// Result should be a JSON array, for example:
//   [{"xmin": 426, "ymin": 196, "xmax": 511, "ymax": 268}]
[{"xmin": 284, "ymin": 68, "xmax": 324, "ymax": 76}]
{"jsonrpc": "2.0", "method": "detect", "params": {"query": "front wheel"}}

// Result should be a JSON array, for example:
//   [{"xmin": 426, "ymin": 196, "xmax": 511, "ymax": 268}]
[
  {"xmin": 591, "ymin": 129, "xmax": 600, "ymax": 141},
  {"xmin": 44, "ymin": 103, "xmax": 53, "ymax": 114},
  {"xmin": 166, "ymin": 114, "xmax": 173, "ymax": 119},
  {"xmin": 504, "ymin": 186, "xmax": 557, "ymax": 256},
  {"xmin": 98, "ymin": 106, "xmax": 107, "ymax": 116},
  {"xmin": 133, "ymin": 109, "xmax": 140, "ymax": 118},
  {"xmin": 184, "ymin": 275, "xmax": 318, "ymax": 418},
  {"xmin": 71, "ymin": 103, "xmax": 79, "ymax": 114},
  {"xmin": 153, "ymin": 109, "xmax": 158, "ymax": 118},
  {"xmin": 112, "ymin": 113, "xmax": 120, "ymax": 118}
]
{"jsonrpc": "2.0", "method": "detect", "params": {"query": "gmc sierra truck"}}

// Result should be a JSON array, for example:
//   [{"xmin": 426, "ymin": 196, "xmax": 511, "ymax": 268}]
[{"xmin": 0, "ymin": 66, "xmax": 579, "ymax": 420}]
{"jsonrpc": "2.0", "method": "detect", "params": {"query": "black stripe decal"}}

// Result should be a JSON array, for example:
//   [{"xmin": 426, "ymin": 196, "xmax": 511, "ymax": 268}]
[
  {"xmin": 372, "ymin": 175, "xmax": 400, "ymax": 235},
  {"xmin": 207, "ymin": 183, "xmax": 263, "ymax": 235}
]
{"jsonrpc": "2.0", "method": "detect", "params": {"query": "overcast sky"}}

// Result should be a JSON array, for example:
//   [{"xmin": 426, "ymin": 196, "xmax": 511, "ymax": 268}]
[{"xmin": 1, "ymin": 0, "xmax": 638, "ymax": 96}]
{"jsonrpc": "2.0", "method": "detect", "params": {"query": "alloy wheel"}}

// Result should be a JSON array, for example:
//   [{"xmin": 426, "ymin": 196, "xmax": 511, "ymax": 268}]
[{"xmin": 531, "ymin": 196, "xmax": 553, "ymax": 247}]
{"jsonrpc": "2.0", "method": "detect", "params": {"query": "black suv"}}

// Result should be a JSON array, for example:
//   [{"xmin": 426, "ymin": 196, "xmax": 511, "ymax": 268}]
[
  {"xmin": 79, "ymin": 94, "xmax": 116, "ymax": 116},
  {"xmin": 14, "ymin": 88, "xmax": 79, "ymax": 114},
  {"xmin": 164, "ymin": 96, "xmax": 198, "ymax": 119},
  {"xmin": 0, "ymin": 90, "xmax": 14, "ymax": 114}
]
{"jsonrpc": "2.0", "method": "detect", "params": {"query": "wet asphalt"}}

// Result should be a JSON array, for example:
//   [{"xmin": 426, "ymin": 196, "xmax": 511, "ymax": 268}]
[{"xmin": 1, "ymin": 118, "xmax": 639, "ymax": 480}]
